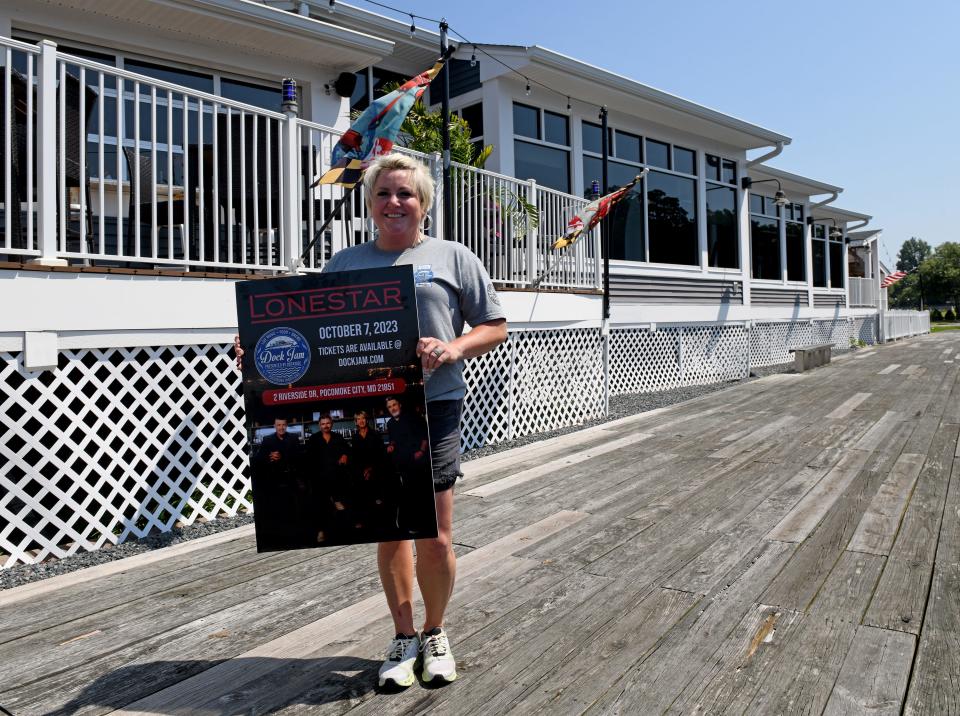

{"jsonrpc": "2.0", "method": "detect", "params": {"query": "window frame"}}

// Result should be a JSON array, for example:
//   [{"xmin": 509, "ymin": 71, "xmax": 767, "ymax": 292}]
[{"xmin": 512, "ymin": 101, "xmax": 571, "ymax": 193}]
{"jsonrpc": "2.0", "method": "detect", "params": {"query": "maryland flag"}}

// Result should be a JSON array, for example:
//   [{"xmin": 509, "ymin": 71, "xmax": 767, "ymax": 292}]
[
  {"xmin": 552, "ymin": 172, "xmax": 646, "ymax": 250},
  {"xmin": 315, "ymin": 62, "xmax": 444, "ymax": 188},
  {"xmin": 880, "ymin": 270, "xmax": 908, "ymax": 288}
]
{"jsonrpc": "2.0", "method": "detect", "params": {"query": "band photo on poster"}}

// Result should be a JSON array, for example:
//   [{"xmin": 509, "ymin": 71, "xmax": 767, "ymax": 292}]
[{"xmin": 236, "ymin": 265, "xmax": 438, "ymax": 551}]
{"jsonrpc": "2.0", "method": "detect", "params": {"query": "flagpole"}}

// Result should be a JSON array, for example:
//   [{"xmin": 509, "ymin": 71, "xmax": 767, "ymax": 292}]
[
  {"xmin": 599, "ymin": 106, "xmax": 610, "ymax": 418},
  {"xmin": 439, "ymin": 20, "xmax": 453, "ymax": 242},
  {"xmin": 298, "ymin": 184, "xmax": 361, "ymax": 266}
]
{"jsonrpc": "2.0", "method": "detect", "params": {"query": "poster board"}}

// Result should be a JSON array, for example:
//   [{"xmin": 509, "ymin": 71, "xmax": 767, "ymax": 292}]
[{"xmin": 235, "ymin": 266, "xmax": 438, "ymax": 551}]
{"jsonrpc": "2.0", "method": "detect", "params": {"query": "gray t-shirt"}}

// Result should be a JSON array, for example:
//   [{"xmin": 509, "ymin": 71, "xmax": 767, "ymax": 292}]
[{"xmin": 323, "ymin": 238, "xmax": 505, "ymax": 401}]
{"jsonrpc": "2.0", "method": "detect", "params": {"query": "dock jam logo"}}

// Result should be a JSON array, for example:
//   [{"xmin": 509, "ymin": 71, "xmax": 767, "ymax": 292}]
[{"xmin": 254, "ymin": 327, "xmax": 311, "ymax": 385}]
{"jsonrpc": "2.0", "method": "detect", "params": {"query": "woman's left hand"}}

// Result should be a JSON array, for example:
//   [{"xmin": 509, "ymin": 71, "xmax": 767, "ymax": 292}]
[{"xmin": 417, "ymin": 337, "xmax": 464, "ymax": 371}]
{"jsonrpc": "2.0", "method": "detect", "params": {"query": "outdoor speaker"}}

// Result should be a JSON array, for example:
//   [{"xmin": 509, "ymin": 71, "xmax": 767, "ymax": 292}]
[{"xmin": 333, "ymin": 72, "xmax": 357, "ymax": 98}]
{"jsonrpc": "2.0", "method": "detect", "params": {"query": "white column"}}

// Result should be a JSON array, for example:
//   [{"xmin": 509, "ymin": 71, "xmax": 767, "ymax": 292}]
[
  {"xmin": 29, "ymin": 40, "xmax": 67, "ymax": 267},
  {"xmin": 281, "ymin": 112, "xmax": 301, "ymax": 272}
]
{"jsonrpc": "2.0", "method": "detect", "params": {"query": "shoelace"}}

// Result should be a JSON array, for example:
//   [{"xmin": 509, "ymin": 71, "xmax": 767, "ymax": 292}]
[
  {"xmin": 421, "ymin": 633, "xmax": 449, "ymax": 657},
  {"xmin": 387, "ymin": 637, "xmax": 416, "ymax": 661}
]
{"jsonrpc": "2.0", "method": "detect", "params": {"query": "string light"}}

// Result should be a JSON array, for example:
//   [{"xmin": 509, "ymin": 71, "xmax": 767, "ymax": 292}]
[
  {"xmin": 328, "ymin": 0, "xmax": 335, "ymax": 11},
  {"xmin": 338, "ymin": 0, "xmax": 603, "ymax": 115}
]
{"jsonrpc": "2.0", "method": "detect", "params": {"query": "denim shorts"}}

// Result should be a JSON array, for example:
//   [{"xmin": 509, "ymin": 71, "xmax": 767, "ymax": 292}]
[{"xmin": 427, "ymin": 399, "xmax": 463, "ymax": 492}]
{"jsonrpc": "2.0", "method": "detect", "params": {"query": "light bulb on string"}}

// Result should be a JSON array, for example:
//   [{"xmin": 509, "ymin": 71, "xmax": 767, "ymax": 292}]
[
  {"xmin": 328, "ymin": 0, "xmax": 335, "ymax": 12},
  {"xmin": 525, "ymin": 80, "xmax": 531, "ymax": 96},
  {"xmin": 470, "ymin": 46, "xmax": 477, "ymax": 67},
  {"xmin": 409, "ymin": 15, "xmax": 416, "ymax": 38}
]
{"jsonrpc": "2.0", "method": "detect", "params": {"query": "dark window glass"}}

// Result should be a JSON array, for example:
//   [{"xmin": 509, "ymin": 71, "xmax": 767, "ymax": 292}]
[
  {"xmin": 350, "ymin": 70, "xmax": 368, "ymax": 112},
  {"xmin": 583, "ymin": 157, "xmax": 642, "ymax": 197},
  {"xmin": 125, "ymin": 59, "xmax": 213, "ymax": 92},
  {"xmin": 749, "ymin": 194, "xmax": 764, "ymax": 215},
  {"xmin": 460, "ymin": 103, "xmax": 483, "ymax": 138},
  {"xmin": 751, "ymin": 216, "xmax": 780, "ymax": 280},
  {"xmin": 610, "ymin": 187, "xmax": 645, "ymax": 261},
  {"xmin": 515, "ymin": 140, "xmax": 568, "ymax": 192},
  {"xmin": 615, "ymin": 130, "xmax": 641, "ymax": 163},
  {"xmin": 646, "ymin": 139, "xmax": 669, "ymax": 169},
  {"xmin": 763, "ymin": 197, "xmax": 781, "ymax": 217},
  {"xmin": 830, "ymin": 242, "xmax": 844, "ymax": 288},
  {"xmin": 647, "ymin": 171, "xmax": 697, "ymax": 265},
  {"xmin": 793, "ymin": 203, "xmax": 804, "ymax": 222},
  {"xmin": 221, "ymin": 78, "xmax": 280, "ymax": 112},
  {"xmin": 785, "ymin": 204, "xmax": 794, "ymax": 222},
  {"xmin": 722, "ymin": 159, "xmax": 737, "ymax": 185},
  {"xmin": 812, "ymin": 239, "xmax": 827, "ymax": 287},
  {"xmin": 786, "ymin": 221, "xmax": 805, "ymax": 282},
  {"xmin": 674, "ymin": 146, "xmax": 696, "ymax": 175},
  {"xmin": 707, "ymin": 185, "xmax": 738, "ymax": 268},
  {"xmin": 513, "ymin": 103, "xmax": 539, "ymax": 140},
  {"xmin": 582, "ymin": 121, "xmax": 602, "ymax": 155},
  {"xmin": 544, "ymin": 110, "xmax": 568, "ymax": 145},
  {"xmin": 371, "ymin": 66, "xmax": 407, "ymax": 98},
  {"xmin": 813, "ymin": 224, "xmax": 826, "ymax": 239},
  {"xmin": 706, "ymin": 154, "xmax": 721, "ymax": 182}
]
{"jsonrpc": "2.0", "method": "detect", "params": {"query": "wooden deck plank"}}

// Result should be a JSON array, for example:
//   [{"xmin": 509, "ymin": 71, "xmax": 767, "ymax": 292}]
[
  {"xmin": 827, "ymin": 392, "xmax": 873, "ymax": 419},
  {"xmin": 822, "ymin": 625, "xmax": 916, "ymax": 716},
  {"xmin": 848, "ymin": 452, "xmax": 925, "ymax": 555}
]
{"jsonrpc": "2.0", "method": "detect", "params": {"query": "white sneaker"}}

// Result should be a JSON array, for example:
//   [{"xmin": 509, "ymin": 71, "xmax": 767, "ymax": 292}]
[
  {"xmin": 420, "ymin": 627, "xmax": 457, "ymax": 683},
  {"xmin": 378, "ymin": 633, "xmax": 420, "ymax": 688}
]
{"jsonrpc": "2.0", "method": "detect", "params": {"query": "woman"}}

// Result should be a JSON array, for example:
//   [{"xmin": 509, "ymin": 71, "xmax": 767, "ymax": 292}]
[
  {"xmin": 324, "ymin": 153, "xmax": 507, "ymax": 687},
  {"xmin": 236, "ymin": 153, "xmax": 506, "ymax": 687}
]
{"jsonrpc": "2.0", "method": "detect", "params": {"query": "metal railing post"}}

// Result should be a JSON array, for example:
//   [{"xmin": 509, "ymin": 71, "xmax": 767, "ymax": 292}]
[
  {"xmin": 29, "ymin": 40, "xmax": 66, "ymax": 266},
  {"xmin": 281, "ymin": 113, "xmax": 300, "ymax": 272},
  {"xmin": 525, "ymin": 178, "xmax": 537, "ymax": 286}
]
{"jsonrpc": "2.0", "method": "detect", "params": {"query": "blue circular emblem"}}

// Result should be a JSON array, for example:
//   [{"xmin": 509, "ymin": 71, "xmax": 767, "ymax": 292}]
[{"xmin": 254, "ymin": 327, "xmax": 311, "ymax": 385}]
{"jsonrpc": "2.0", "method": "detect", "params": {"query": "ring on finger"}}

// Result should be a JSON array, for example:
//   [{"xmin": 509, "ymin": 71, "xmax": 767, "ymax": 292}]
[{"xmin": 432, "ymin": 347, "xmax": 444, "ymax": 357}]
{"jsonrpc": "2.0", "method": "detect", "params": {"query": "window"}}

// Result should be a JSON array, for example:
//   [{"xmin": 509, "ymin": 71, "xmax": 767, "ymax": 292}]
[
  {"xmin": 705, "ymin": 153, "xmax": 738, "ymax": 269},
  {"xmin": 581, "ymin": 121, "xmax": 611, "ymax": 156},
  {"xmin": 785, "ymin": 203, "xmax": 805, "ymax": 282},
  {"xmin": 513, "ymin": 102, "xmax": 569, "ymax": 192},
  {"xmin": 647, "ymin": 171, "xmax": 697, "ymax": 265},
  {"xmin": 456, "ymin": 103, "xmax": 484, "ymax": 155},
  {"xmin": 812, "ymin": 224, "xmax": 828, "ymax": 287},
  {"xmin": 646, "ymin": 139, "xmax": 669, "ymax": 169},
  {"xmin": 615, "ymin": 130, "xmax": 642, "ymax": 163},
  {"xmin": 351, "ymin": 66, "xmax": 407, "ymax": 112},
  {"xmin": 751, "ymin": 197, "xmax": 781, "ymax": 280},
  {"xmin": 829, "ymin": 227, "xmax": 845, "ymax": 288}
]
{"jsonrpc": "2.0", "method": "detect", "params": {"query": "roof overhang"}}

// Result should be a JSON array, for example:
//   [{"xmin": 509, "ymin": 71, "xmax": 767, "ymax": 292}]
[
  {"xmin": 749, "ymin": 165, "xmax": 843, "ymax": 200},
  {"xmin": 14, "ymin": 0, "xmax": 394, "ymax": 72},
  {"xmin": 476, "ymin": 44, "xmax": 791, "ymax": 151},
  {"xmin": 303, "ymin": 0, "xmax": 441, "ymax": 72},
  {"xmin": 814, "ymin": 205, "xmax": 873, "ymax": 224},
  {"xmin": 847, "ymin": 229, "xmax": 882, "ymax": 247}
]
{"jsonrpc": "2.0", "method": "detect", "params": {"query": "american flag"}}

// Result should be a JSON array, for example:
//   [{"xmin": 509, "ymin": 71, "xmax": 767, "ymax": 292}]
[{"xmin": 880, "ymin": 270, "xmax": 908, "ymax": 288}]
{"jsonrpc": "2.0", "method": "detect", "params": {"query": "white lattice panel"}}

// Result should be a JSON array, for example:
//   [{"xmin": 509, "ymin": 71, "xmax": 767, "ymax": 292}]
[
  {"xmin": 750, "ymin": 321, "xmax": 816, "ymax": 368},
  {"xmin": 0, "ymin": 345, "xmax": 249, "ymax": 568},
  {"xmin": 461, "ymin": 341, "xmax": 513, "ymax": 451},
  {"xmin": 610, "ymin": 328, "xmax": 682, "ymax": 395},
  {"xmin": 610, "ymin": 325, "xmax": 748, "ymax": 396},
  {"xmin": 853, "ymin": 316, "xmax": 879, "ymax": 345},
  {"xmin": 509, "ymin": 329, "xmax": 605, "ymax": 439},
  {"xmin": 813, "ymin": 319, "xmax": 851, "ymax": 352}
]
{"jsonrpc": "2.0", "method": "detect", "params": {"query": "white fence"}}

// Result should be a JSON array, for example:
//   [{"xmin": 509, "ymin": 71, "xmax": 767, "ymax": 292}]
[
  {"xmin": 0, "ymin": 35, "xmax": 600, "ymax": 289},
  {"xmin": 882, "ymin": 310, "xmax": 930, "ymax": 341},
  {"xmin": 1, "ymin": 314, "xmax": 901, "ymax": 568}
]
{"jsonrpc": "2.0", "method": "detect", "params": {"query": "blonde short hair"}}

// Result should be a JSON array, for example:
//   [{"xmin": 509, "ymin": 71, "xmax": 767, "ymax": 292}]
[{"xmin": 362, "ymin": 153, "xmax": 435, "ymax": 214}]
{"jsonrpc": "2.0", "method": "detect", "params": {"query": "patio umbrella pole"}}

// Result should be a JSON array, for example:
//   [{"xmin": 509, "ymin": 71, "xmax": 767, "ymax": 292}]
[{"xmin": 298, "ymin": 183, "xmax": 362, "ymax": 267}]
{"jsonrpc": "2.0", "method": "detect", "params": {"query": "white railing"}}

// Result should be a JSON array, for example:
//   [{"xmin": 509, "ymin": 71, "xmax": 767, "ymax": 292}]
[
  {"xmin": 0, "ymin": 35, "xmax": 601, "ymax": 289},
  {"xmin": 848, "ymin": 276, "xmax": 879, "ymax": 307},
  {"xmin": 882, "ymin": 310, "xmax": 930, "ymax": 341}
]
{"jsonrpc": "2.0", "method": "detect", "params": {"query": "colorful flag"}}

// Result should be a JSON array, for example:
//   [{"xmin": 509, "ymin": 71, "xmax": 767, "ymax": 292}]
[
  {"xmin": 552, "ymin": 172, "xmax": 645, "ymax": 250},
  {"xmin": 315, "ymin": 62, "xmax": 444, "ymax": 187},
  {"xmin": 880, "ymin": 270, "xmax": 908, "ymax": 288}
]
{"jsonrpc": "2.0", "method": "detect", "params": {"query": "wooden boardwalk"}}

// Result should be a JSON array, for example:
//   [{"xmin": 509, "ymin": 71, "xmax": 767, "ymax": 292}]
[{"xmin": 2, "ymin": 332, "xmax": 958, "ymax": 715}]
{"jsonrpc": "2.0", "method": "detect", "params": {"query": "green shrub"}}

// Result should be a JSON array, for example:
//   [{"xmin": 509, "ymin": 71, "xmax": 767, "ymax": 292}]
[
  {"xmin": 931, "ymin": 308, "xmax": 943, "ymax": 321},
  {"xmin": 945, "ymin": 307, "xmax": 957, "ymax": 322}
]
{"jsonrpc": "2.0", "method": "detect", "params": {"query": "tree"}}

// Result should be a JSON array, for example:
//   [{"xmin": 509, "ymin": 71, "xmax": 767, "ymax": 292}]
[
  {"xmin": 920, "ymin": 242, "xmax": 960, "ymax": 314},
  {"xmin": 897, "ymin": 237, "xmax": 932, "ymax": 272}
]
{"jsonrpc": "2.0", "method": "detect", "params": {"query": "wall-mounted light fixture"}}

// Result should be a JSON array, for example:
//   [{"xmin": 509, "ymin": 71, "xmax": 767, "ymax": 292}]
[
  {"xmin": 807, "ymin": 216, "xmax": 844, "ymax": 240},
  {"xmin": 741, "ymin": 176, "xmax": 788, "ymax": 207}
]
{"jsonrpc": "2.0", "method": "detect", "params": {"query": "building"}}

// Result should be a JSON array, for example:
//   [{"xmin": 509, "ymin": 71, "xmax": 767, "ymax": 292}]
[{"xmin": 0, "ymin": 0, "xmax": 928, "ymax": 567}]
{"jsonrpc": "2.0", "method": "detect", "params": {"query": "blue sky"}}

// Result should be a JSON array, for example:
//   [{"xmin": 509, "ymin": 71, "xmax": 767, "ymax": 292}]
[{"xmin": 363, "ymin": 0, "xmax": 958, "ymax": 266}]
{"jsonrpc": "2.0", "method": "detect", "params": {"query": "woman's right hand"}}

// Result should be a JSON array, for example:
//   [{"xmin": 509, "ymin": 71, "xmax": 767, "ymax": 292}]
[{"xmin": 233, "ymin": 335, "xmax": 244, "ymax": 371}]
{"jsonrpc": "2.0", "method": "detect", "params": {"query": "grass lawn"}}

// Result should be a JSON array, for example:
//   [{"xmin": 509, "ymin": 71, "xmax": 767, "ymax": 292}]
[{"xmin": 930, "ymin": 324, "xmax": 960, "ymax": 332}]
